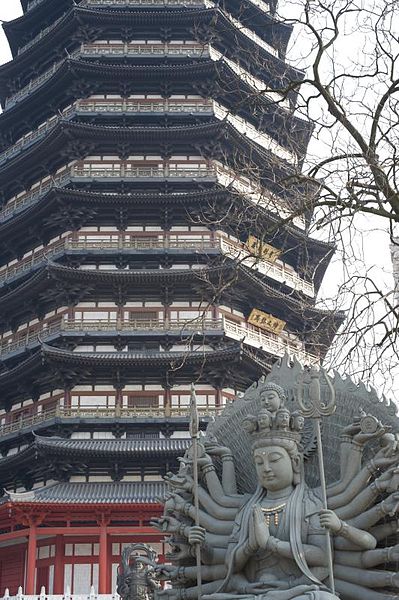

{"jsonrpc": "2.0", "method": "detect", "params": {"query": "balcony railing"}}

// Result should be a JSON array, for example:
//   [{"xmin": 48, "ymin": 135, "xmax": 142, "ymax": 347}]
[
  {"xmin": 0, "ymin": 234, "xmax": 314, "ymax": 297},
  {"xmin": 18, "ymin": 15, "xmax": 64, "ymax": 55},
  {"xmin": 0, "ymin": 163, "xmax": 216, "ymax": 223},
  {"xmin": 220, "ymin": 238, "xmax": 314, "ymax": 297},
  {"xmin": 0, "ymin": 317, "xmax": 224, "ymax": 358},
  {"xmin": 26, "ymin": 0, "xmax": 205, "ymax": 12},
  {"xmin": 0, "ymin": 98, "xmax": 213, "ymax": 166},
  {"xmin": 6, "ymin": 42, "xmax": 208, "ymax": 109},
  {"xmin": 81, "ymin": 43, "xmax": 208, "ymax": 58},
  {"xmin": 0, "ymin": 403, "xmax": 222, "ymax": 439},
  {"xmin": 223, "ymin": 317, "xmax": 319, "ymax": 365},
  {"xmin": 0, "ymin": 314, "xmax": 316, "ymax": 365}
]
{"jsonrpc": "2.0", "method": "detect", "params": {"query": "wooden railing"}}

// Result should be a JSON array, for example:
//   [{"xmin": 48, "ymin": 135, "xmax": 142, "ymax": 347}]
[
  {"xmin": 0, "ymin": 314, "xmax": 317, "ymax": 365},
  {"xmin": 0, "ymin": 236, "xmax": 217, "ymax": 285},
  {"xmin": 0, "ymin": 164, "xmax": 216, "ymax": 223},
  {"xmin": 0, "ymin": 98, "xmax": 213, "ymax": 165},
  {"xmin": 0, "ymin": 318, "xmax": 224, "ymax": 357},
  {"xmin": 223, "ymin": 318, "xmax": 319, "ymax": 364},
  {"xmin": 0, "ymin": 404, "xmax": 222, "ymax": 437},
  {"xmin": 0, "ymin": 235, "xmax": 315, "ymax": 297},
  {"xmin": 6, "ymin": 41, "xmax": 209, "ymax": 108}
]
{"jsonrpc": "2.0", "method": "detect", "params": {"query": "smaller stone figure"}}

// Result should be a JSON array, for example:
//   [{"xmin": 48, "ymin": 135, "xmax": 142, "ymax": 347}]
[
  {"xmin": 275, "ymin": 407, "xmax": 291, "ymax": 431},
  {"xmin": 257, "ymin": 409, "xmax": 272, "ymax": 432},
  {"xmin": 117, "ymin": 543, "xmax": 161, "ymax": 600}
]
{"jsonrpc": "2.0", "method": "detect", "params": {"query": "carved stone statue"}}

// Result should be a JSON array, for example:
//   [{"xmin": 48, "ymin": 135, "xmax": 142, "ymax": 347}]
[
  {"xmin": 151, "ymin": 362, "xmax": 399, "ymax": 600},
  {"xmin": 117, "ymin": 543, "xmax": 161, "ymax": 600}
]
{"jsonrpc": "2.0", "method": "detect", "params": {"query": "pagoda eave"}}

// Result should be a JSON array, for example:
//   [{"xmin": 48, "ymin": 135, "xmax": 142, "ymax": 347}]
[
  {"xmin": 0, "ymin": 120, "xmax": 295, "ymax": 202},
  {"xmin": 0, "ymin": 342, "xmax": 267, "ymax": 404}
]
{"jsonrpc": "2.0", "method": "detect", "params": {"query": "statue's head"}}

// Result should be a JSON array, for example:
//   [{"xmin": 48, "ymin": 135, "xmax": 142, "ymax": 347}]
[
  {"xmin": 242, "ymin": 403, "xmax": 304, "ymax": 490},
  {"xmin": 259, "ymin": 382, "xmax": 286, "ymax": 415},
  {"xmin": 253, "ymin": 441, "xmax": 301, "ymax": 491}
]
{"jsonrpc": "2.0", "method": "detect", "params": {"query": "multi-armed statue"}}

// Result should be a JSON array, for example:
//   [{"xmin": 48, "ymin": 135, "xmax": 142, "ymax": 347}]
[{"xmin": 152, "ymin": 361, "xmax": 399, "ymax": 600}]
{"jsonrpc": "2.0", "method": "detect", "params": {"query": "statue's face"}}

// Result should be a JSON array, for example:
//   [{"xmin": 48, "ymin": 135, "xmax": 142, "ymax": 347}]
[
  {"xmin": 276, "ymin": 411, "xmax": 290, "ymax": 427},
  {"xmin": 254, "ymin": 445, "xmax": 293, "ymax": 491},
  {"xmin": 258, "ymin": 413, "xmax": 271, "ymax": 428},
  {"xmin": 260, "ymin": 390, "xmax": 281, "ymax": 413}
]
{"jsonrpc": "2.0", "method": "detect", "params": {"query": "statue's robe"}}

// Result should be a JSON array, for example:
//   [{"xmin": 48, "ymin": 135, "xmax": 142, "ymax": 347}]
[{"xmin": 222, "ymin": 485, "xmax": 339, "ymax": 600}]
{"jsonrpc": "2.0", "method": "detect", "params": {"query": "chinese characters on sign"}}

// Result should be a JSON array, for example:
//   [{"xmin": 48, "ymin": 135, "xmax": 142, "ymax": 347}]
[{"xmin": 248, "ymin": 308, "xmax": 286, "ymax": 334}]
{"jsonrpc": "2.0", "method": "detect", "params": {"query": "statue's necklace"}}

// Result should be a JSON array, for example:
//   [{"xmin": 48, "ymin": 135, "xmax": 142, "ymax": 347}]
[{"xmin": 261, "ymin": 502, "xmax": 286, "ymax": 526}]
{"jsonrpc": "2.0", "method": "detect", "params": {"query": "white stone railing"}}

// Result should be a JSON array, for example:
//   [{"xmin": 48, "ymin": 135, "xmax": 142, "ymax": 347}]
[
  {"xmin": 0, "ymin": 160, "xmax": 305, "ymax": 230},
  {"xmin": 0, "ymin": 98, "xmax": 213, "ymax": 165},
  {"xmin": 5, "ymin": 42, "xmax": 209, "ymax": 109},
  {"xmin": 26, "ymin": 0, "xmax": 205, "ymax": 11},
  {"xmin": 0, "ymin": 404, "xmax": 222, "ymax": 437},
  {"xmin": 0, "ymin": 163, "xmax": 216, "ymax": 223},
  {"xmin": 0, "ymin": 234, "xmax": 314, "ymax": 297},
  {"xmin": 220, "ymin": 237, "xmax": 314, "ymax": 297},
  {"xmin": 2, "ymin": 586, "xmax": 118, "ymax": 600},
  {"xmin": 223, "ymin": 317, "xmax": 319, "ymax": 365},
  {"xmin": 0, "ymin": 317, "xmax": 224, "ymax": 357}
]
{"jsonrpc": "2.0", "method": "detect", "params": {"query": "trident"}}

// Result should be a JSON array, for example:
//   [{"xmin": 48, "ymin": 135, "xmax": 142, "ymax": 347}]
[
  {"xmin": 189, "ymin": 384, "xmax": 202, "ymax": 599},
  {"xmin": 296, "ymin": 365, "xmax": 336, "ymax": 595}
]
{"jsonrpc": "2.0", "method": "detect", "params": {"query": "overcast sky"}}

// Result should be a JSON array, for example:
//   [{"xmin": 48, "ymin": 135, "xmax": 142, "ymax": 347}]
[{"xmin": 0, "ymin": 0, "xmax": 397, "ymax": 398}]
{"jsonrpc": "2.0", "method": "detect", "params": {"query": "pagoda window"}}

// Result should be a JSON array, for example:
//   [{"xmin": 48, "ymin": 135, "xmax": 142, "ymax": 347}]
[{"xmin": 127, "ymin": 395, "xmax": 159, "ymax": 408}]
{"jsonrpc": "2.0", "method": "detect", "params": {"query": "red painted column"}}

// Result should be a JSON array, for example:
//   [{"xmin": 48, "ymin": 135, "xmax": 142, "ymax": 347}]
[
  {"xmin": 26, "ymin": 523, "xmax": 37, "ymax": 594},
  {"xmin": 53, "ymin": 535, "xmax": 64, "ymax": 594},
  {"xmin": 98, "ymin": 522, "xmax": 108, "ymax": 593}
]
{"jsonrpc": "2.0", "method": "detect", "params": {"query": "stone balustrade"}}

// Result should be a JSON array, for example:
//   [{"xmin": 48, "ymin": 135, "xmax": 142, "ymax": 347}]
[{"xmin": 1, "ymin": 586, "xmax": 118, "ymax": 600}]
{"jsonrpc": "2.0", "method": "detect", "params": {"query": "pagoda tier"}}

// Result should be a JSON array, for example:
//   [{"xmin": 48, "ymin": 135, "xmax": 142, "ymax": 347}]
[
  {"xmin": 0, "ymin": 59, "xmax": 309, "ymax": 151},
  {"xmin": 0, "ymin": 188, "xmax": 334, "ymax": 290},
  {"xmin": 0, "ymin": 262, "xmax": 342, "ymax": 357},
  {"xmin": 0, "ymin": 0, "xmax": 343, "ymax": 594},
  {"xmin": 4, "ymin": 0, "xmax": 283, "ymax": 60},
  {"xmin": 0, "ymin": 6, "xmax": 300, "ymax": 96},
  {"xmin": 0, "ymin": 121, "xmax": 302, "ymax": 202},
  {"xmin": 0, "ymin": 436, "xmax": 192, "ymax": 489}
]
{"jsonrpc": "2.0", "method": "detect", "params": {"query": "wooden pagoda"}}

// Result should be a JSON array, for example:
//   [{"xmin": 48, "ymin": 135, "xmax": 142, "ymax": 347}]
[{"xmin": 0, "ymin": 0, "xmax": 343, "ymax": 594}]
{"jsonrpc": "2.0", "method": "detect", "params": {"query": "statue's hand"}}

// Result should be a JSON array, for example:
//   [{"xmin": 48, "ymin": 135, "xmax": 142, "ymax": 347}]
[
  {"xmin": 150, "ymin": 515, "xmax": 181, "ymax": 534},
  {"xmin": 164, "ymin": 472, "xmax": 194, "ymax": 492},
  {"xmin": 319, "ymin": 509, "xmax": 342, "ymax": 534},
  {"xmin": 154, "ymin": 565, "xmax": 179, "ymax": 581},
  {"xmin": 381, "ymin": 492, "xmax": 399, "ymax": 516},
  {"xmin": 386, "ymin": 543, "xmax": 399, "ymax": 562},
  {"xmin": 155, "ymin": 587, "xmax": 182, "ymax": 600},
  {"xmin": 204, "ymin": 441, "xmax": 232, "ymax": 457},
  {"xmin": 188, "ymin": 525, "xmax": 206, "ymax": 546},
  {"xmin": 377, "ymin": 467, "xmax": 399, "ymax": 493},
  {"xmin": 167, "ymin": 493, "xmax": 189, "ymax": 514},
  {"xmin": 252, "ymin": 504, "xmax": 270, "ymax": 550}
]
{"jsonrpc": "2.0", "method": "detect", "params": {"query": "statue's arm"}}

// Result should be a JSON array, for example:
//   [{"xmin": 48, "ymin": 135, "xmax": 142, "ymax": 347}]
[
  {"xmin": 334, "ymin": 563, "xmax": 398, "ymax": 589},
  {"xmin": 328, "ymin": 463, "xmax": 372, "ymax": 508},
  {"xmin": 334, "ymin": 478, "xmax": 387, "ymax": 520},
  {"xmin": 197, "ymin": 485, "xmax": 239, "ymax": 520},
  {"xmin": 182, "ymin": 501, "xmax": 235, "ymax": 535},
  {"xmin": 167, "ymin": 564, "xmax": 227, "ymax": 582},
  {"xmin": 327, "ymin": 438, "xmax": 363, "ymax": 496},
  {"xmin": 266, "ymin": 533, "xmax": 327, "ymax": 567},
  {"xmin": 370, "ymin": 519, "xmax": 399, "ymax": 541},
  {"xmin": 335, "ymin": 544, "xmax": 399, "ymax": 568},
  {"xmin": 200, "ymin": 452, "xmax": 241, "ymax": 506},
  {"xmin": 348, "ymin": 492, "xmax": 399, "ymax": 530}
]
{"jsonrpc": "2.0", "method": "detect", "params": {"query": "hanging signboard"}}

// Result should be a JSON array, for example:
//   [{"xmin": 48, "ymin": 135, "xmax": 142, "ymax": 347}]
[{"xmin": 248, "ymin": 308, "xmax": 286, "ymax": 335}]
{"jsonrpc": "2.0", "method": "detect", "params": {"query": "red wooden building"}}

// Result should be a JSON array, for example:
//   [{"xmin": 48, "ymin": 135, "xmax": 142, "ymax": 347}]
[{"xmin": 0, "ymin": 0, "xmax": 343, "ymax": 593}]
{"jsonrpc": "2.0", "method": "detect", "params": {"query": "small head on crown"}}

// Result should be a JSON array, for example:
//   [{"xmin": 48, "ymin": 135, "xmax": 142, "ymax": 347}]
[
  {"xmin": 258, "ymin": 382, "xmax": 286, "ymax": 416},
  {"xmin": 242, "ymin": 404, "xmax": 304, "ymax": 450}
]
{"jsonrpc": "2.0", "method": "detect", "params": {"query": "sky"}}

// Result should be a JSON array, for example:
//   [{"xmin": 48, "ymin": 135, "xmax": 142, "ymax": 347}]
[{"xmin": 0, "ymin": 0, "xmax": 397, "ymax": 398}]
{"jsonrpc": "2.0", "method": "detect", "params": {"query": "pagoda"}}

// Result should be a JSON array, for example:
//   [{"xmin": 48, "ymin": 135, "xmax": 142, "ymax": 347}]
[{"xmin": 0, "ymin": 0, "xmax": 343, "ymax": 594}]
